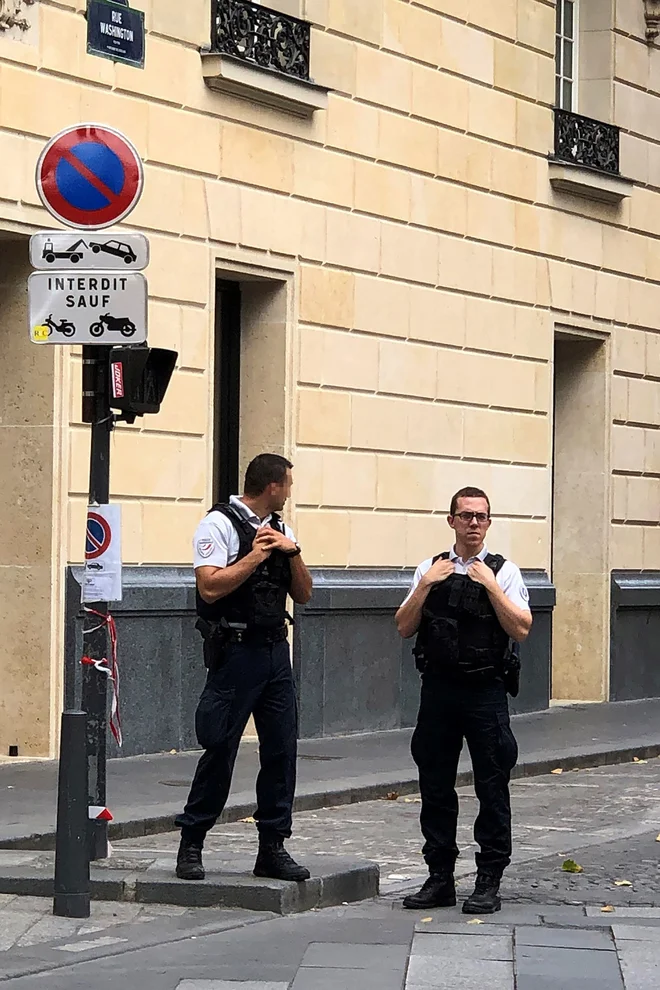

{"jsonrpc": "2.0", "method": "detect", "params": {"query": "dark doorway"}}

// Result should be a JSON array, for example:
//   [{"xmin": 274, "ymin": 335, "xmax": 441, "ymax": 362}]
[{"xmin": 213, "ymin": 281, "xmax": 241, "ymax": 503}]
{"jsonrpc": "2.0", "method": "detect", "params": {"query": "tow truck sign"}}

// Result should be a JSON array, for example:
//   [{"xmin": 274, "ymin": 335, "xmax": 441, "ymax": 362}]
[
  {"xmin": 28, "ymin": 270, "xmax": 147, "ymax": 345},
  {"xmin": 29, "ymin": 231, "xmax": 149, "ymax": 271}
]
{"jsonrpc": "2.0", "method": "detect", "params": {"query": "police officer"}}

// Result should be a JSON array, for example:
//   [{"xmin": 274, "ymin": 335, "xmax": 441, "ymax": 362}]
[
  {"xmin": 395, "ymin": 486, "xmax": 532, "ymax": 914},
  {"xmin": 175, "ymin": 453, "xmax": 313, "ymax": 883}
]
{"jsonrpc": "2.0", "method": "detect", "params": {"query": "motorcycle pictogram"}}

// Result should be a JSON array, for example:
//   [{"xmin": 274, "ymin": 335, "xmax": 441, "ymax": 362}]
[
  {"xmin": 89, "ymin": 314, "xmax": 138, "ymax": 339},
  {"xmin": 42, "ymin": 314, "xmax": 76, "ymax": 338}
]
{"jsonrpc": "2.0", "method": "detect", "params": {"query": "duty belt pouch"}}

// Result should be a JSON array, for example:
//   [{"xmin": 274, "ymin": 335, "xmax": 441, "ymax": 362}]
[
  {"xmin": 502, "ymin": 640, "xmax": 521, "ymax": 697},
  {"xmin": 195, "ymin": 618, "xmax": 229, "ymax": 671},
  {"xmin": 413, "ymin": 640, "xmax": 427, "ymax": 674}
]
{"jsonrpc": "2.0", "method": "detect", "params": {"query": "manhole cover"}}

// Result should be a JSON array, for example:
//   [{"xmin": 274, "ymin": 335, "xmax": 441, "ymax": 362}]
[{"xmin": 158, "ymin": 779, "xmax": 191, "ymax": 787}]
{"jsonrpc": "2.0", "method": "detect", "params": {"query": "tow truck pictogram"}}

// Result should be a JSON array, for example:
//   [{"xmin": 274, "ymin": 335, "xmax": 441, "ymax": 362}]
[{"xmin": 42, "ymin": 238, "xmax": 87, "ymax": 264}]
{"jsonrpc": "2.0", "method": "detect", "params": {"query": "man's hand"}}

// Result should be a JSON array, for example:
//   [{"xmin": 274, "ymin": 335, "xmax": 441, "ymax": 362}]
[
  {"xmin": 254, "ymin": 528, "xmax": 298, "ymax": 555},
  {"xmin": 467, "ymin": 560, "xmax": 498, "ymax": 592},
  {"xmin": 248, "ymin": 529, "xmax": 275, "ymax": 563},
  {"xmin": 421, "ymin": 558, "xmax": 456, "ymax": 588}
]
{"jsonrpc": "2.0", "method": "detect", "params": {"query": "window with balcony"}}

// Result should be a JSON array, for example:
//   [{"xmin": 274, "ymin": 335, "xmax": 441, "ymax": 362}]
[
  {"xmin": 549, "ymin": 0, "xmax": 632, "ymax": 203},
  {"xmin": 202, "ymin": 0, "xmax": 328, "ymax": 117}
]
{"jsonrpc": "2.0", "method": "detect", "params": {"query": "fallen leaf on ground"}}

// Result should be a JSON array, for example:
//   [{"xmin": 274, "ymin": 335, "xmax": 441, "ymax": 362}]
[
  {"xmin": 420, "ymin": 917, "xmax": 433, "ymax": 923},
  {"xmin": 562, "ymin": 859, "xmax": 583, "ymax": 874},
  {"xmin": 240, "ymin": 816, "xmax": 256, "ymax": 824},
  {"xmin": 656, "ymin": 834, "xmax": 660, "ymax": 843},
  {"xmin": 614, "ymin": 880, "xmax": 633, "ymax": 887},
  {"xmin": 633, "ymin": 757, "xmax": 647, "ymax": 764},
  {"xmin": 169, "ymin": 749, "xmax": 177, "ymax": 755},
  {"xmin": 403, "ymin": 797, "xmax": 421, "ymax": 803},
  {"xmin": 385, "ymin": 791, "xmax": 400, "ymax": 801},
  {"xmin": 551, "ymin": 768, "xmax": 563, "ymax": 775},
  {"xmin": 601, "ymin": 906, "xmax": 615, "ymax": 913},
  {"xmin": 467, "ymin": 918, "xmax": 484, "ymax": 925}
]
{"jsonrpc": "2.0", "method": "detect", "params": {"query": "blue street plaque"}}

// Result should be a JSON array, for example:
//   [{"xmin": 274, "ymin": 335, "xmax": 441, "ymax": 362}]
[{"xmin": 87, "ymin": 0, "xmax": 145, "ymax": 70}]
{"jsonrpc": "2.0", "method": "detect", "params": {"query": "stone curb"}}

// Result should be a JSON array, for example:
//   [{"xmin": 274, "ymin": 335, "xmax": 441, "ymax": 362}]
[
  {"xmin": 0, "ymin": 860, "xmax": 380, "ymax": 915},
  {"xmin": 2, "ymin": 742, "xmax": 659, "ymax": 853}
]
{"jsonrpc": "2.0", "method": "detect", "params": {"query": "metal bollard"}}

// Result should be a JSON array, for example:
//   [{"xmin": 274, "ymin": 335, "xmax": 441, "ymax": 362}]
[{"xmin": 53, "ymin": 711, "xmax": 91, "ymax": 918}]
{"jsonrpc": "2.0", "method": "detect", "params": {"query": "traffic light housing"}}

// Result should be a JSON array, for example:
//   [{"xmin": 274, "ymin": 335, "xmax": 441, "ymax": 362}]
[{"xmin": 109, "ymin": 346, "xmax": 177, "ymax": 418}]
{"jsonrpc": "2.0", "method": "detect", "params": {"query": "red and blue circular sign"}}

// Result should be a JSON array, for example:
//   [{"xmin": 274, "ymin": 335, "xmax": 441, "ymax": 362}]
[
  {"xmin": 86, "ymin": 512, "xmax": 112, "ymax": 560},
  {"xmin": 36, "ymin": 123, "xmax": 144, "ymax": 230}
]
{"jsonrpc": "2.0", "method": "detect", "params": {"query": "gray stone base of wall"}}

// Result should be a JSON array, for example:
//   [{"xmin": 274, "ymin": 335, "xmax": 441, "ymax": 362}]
[
  {"xmin": 65, "ymin": 566, "xmax": 556, "ymax": 757},
  {"xmin": 293, "ymin": 569, "xmax": 556, "ymax": 739},
  {"xmin": 611, "ymin": 570, "xmax": 660, "ymax": 701}
]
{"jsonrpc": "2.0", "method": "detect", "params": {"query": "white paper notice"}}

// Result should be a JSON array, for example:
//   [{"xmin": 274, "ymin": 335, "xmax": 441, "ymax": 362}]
[{"xmin": 82, "ymin": 504, "xmax": 122, "ymax": 603}]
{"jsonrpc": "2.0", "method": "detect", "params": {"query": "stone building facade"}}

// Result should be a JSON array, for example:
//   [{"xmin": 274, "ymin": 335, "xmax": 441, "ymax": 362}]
[{"xmin": 0, "ymin": 0, "xmax": 659, "ymax": 757}]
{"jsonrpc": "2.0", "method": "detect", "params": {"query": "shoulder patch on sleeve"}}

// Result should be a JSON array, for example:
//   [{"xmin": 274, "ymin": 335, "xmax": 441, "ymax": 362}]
[
  {"xmin": 521, "ymin": 584, "xmax": 529, "ymax": 601},
  {"xmin": 196, "ymin": 538, "xmax": 216, "ymax": 559}
]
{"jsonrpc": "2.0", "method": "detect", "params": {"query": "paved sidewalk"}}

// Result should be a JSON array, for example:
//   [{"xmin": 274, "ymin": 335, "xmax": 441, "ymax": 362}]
[
  {"xmin": 1, "ymin": 698, "xmax": 659, "ymax": 849},
  {"xmin": 1, "ymin": 898, "xmax": 659, "ymax": 988},
  {"xmin": 402, "ymin": 906, "xmax": 660, "ymax": 990}
]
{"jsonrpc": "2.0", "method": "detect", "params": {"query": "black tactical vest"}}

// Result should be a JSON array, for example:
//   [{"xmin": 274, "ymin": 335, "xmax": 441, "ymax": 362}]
[
  {"xmin": 414, "ymin": 552, "xmax": 510, "ymax": 680},
  {"xmin": 196, "ymin": 503, "xmax": 292, "ymax": 631}
]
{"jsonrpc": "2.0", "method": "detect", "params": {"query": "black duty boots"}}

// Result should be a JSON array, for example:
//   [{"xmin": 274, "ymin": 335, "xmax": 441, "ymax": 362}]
[
  {"xmin": 253, "ymin": 836, "xmax": 311, "ymax": 882},
  {"xmin": 462, "ymin": 872, "xmax": 502, "ymax": 914},
  {"xmin": 176, "ymin": 837, "xmax": 205, "ymax": 880},
  {"xmin": 402, "ymin": 872, "xmax": 457, "ymax": 910}
]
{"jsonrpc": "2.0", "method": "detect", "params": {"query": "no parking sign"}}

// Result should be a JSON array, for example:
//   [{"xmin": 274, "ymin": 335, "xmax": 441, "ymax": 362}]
[
  {"xmin": 36, "ymin": 124, "xmax": 144, "ymax": 230},
  {"xmin": 83, "ymin": 505, "xmax": 122, "ymax": 603}
]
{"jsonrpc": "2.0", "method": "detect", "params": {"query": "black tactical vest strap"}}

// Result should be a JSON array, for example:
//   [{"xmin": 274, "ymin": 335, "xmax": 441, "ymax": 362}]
[
  {"xmin": 431, "ymin": 551, "xmax": 505, "ymax": 574},
  {"xmin": 209, "ymin": 502, "xmax": 284, "ymax": 554}
]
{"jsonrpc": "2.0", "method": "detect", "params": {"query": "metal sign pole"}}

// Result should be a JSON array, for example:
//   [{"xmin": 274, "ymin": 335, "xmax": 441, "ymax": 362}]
[
  {"xmin": 53, "ymin": 711, "xmax": 91, "ymax": 917},
  {"xmin": 82, "ymin": 344, "xmax": 112, "ymax": 861}
]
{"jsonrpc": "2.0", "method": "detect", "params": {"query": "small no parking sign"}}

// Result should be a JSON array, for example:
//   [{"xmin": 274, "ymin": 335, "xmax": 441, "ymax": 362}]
[{"xmin": 83, "ymin": 505, "xmax": 122, "ymax": 603}]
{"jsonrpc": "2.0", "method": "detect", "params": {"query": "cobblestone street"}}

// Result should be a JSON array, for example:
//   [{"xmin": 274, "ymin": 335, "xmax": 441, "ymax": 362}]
[
  {"xmin": 0, "ymin": 756, "xmax": 658, "ymax": 987},
  {"xmin": 116, "ymin": 754, "xmax": 660, "ymax": 904}
]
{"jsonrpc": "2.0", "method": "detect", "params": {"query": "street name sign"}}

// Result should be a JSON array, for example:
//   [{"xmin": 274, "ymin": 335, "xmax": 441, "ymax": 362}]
[
  {"xmin": 28, "ymin": 271, "xmax": 147, "ymax": 345},
  {"xmin": 87, "ymin": 0, "xmax": 145, "ymax": 70},
  {"xmin": 36, "ymin": 123, "xmax": 144, "ymax": 230},
  {"xmin": 30, "ymin": 231, "xmax": 149, "ymax": 271}
]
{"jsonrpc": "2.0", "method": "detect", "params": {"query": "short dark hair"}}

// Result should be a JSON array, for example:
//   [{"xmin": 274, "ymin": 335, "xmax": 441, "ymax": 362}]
[
  {"xmin": 244, "ymin": 453, "xmax": 293, "ymax": 497},
  {"xmin": 449, "ymin": 487, "xmax": 491, "ymax": 517}
]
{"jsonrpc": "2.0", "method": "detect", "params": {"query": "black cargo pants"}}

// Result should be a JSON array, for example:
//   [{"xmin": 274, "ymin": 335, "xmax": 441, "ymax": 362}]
[
  {"xmin": 410, "ymin": 675, "xmax": 518, "ymax": 877},
  {"xmin": 175, "ymin": 638, "xmax": 297, "ymax": 844}
]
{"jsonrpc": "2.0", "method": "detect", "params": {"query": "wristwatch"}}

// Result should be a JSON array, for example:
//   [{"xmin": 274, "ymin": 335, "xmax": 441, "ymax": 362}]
[{"xmin": 285, "ymin": 543, "xmax": 302, "ymax": 558}]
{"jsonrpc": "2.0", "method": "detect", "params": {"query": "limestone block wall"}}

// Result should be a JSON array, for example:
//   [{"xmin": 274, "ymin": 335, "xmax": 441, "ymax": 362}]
[
  {"xmin": 291, "ymin": 0, "xmax": 557, "ymax": 570},
  {"xmin": 608, "ymin": 1, "xmax": 660, "ymax": 569},
  {"xmin": 3, "ymin": 0, "xmax": 660, "ymax": 750}
]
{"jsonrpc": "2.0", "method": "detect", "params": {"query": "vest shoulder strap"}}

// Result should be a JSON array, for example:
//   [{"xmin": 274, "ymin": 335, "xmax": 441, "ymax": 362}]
[
  {"xmin": 484, "ymin": 553, "xmax": 506, "ymax": 575},
  {"xmin": 430, "ymin": 551, "xmax": 505, "ymax": 573},
  {"xmin": 269, "ymin": 513, "xmax": 284, "ymax": 534},
  {"xmin": 208, "ymin": 503, "xmax": 255, "ymax": 544},
  {"xmin": 209, "ymin": 503, "xmax": 286, "ymax": 538}
]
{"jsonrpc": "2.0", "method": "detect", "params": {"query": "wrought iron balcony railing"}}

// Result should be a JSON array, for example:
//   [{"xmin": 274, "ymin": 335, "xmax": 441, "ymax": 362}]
[
  {"xmin": 553, "ymin": 108, "xmax": 620, "ymax": 175},
  {"xmin": 211, "ymin": 0, "xmax": 311, "ymax": 81}
]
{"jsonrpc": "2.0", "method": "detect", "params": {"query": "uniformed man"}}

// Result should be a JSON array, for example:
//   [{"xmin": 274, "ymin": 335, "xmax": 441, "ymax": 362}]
[
  {"xmin": 175, "ymin": 453, "xmax": 313, "ymax": 883},
  {"xmin": 395, "ymin": 486, "xmax": 532, "ymax": 914}
]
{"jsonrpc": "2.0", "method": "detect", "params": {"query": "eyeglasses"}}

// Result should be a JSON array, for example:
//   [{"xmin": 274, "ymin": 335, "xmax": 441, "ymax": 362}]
[{"xmin": 454, "ymin": 512, "xmax": 490, "ymax": 523}]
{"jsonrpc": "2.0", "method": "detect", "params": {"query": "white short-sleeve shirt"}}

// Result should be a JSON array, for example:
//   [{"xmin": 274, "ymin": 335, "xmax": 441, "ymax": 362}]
[
  {"xmin": 193, "ymin": 495, "xmax": 296, "ymax": 570},
  {"xmin": 401, "ymin": 545, "xmax": 531, "ymax": 611}
]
